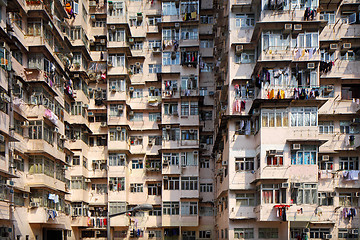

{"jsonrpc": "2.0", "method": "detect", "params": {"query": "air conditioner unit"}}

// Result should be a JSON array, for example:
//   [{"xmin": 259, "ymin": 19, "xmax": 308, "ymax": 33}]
[
  {"xmin": 284, "ymin": 24, "xmax": 292, "ymax": 31},
  {"xmin": 322, "ymin": 155, "xmax": 330, "ymax": 161},
  {"xmin": 175, "ymin": 23, "xmax": 180, "ymax": 28},
  {"xmin": 30, "ymin": 202, "xmax": 39, "ymax": 208},
  {"xmin": 7, "ymin": 180, "xmax": 14, "ymax": 186},
  {"xmin": 128, "ymin": 38, "xmax": 134, "ymax": 43},
  {"xmin": 129, "ymin": 87, "xmax": 134, "ymax": 91},
  {"xmin": 281, "ymin": 182, "xmax": 289, "ymax": 188},
  {"xmin": 235, "ymin": 45, "xmax": 243, "ymax": 55},
  {"xmin": 307, "ymin": 63, "xmax": 315, "ymax": 69},
  {"xmin": 90, "ymin": 15, "xmax": 96, "ymax": 20},
  {"xmin": 135, "ymin": 62, "xmax": 141, "ymax": 68},
  {"xmin": 325, "ymin": 234, "xmax": 332, "ymax": 239},
  {"xmin": 88, "ymin": 112, "xmax": 94, "ymax": 116},
  {"xmin": 292, "ymin": 182, "xmax": 301, "ymax": 188},
  {"xmin": 110, "ymin": 25, "xmax": 116, "ymax": 31},
  {"xmin": 343, "ymin": 43, "xmax": 351, "ymax": 49},
  {"xmin": 292, "ymin": 144, "xmax": 301, "ymax": 150},
  {"xmin": 222, "ymin": 160, "xmax": 228, "ymax": 166},
  {"xmin": 0, "ymin": 135, "xmax": 4, "ymax": 143},
  {"xmin": 118, "ymin": 105, "xmax": 123, "ymax": 110},
  {"xmin": 116, "ymin": 126, "xmax": 122, "ymax": 131},
  {"xmin": 163, "ymin": 176, "xmax": 168, "ymax": 179},
  {"xmin": 101, "ymin": 122, "xmax": 107, "ymax": 127},
  {"xmin": 166, "ymin": 125, "xmax": 171, "ymax": 130},
  {"xmin": 330, "ymin": 44, "xmax": 338, "ymax": 50},
  {"xmin": 294, "ymin": 24, "xmax": 302, "ymax": 31},
  {"xmin": 200, "ymin": 143, "xmax": 206, "ymax": 149},
  {"xmin": 100, "ymin": 39, "xmax": 106, "ymax": 44},
  {"xmin": 85, "ymin": 178, "xmax": 91, "ymax": 183}
]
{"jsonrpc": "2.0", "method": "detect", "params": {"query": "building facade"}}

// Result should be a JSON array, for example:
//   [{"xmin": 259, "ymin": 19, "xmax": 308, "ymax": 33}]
[
  {"xmin": 213, "ymin": 0, "xmax": 360, "ymax": 239},
  {"xmin": 0, "ymin": 0, "xmax": 216, "ymax": 238}
]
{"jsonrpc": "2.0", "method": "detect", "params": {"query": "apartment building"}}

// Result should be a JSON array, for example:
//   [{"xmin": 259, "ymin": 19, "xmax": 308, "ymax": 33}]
[
  {"xmin": 213, "ymin": 0, "xmax": 360, "ymax": 239},
  {"xmin": 0, "ymin": 0, "xmax": 216, "ymax": 238}
]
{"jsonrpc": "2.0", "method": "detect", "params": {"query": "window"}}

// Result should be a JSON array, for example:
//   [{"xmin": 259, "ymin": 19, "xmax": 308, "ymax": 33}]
[
  {"xmin": 180, "ymin": 1, "xmax": 198, "ymax": 14},
  {"xmin": 201, "ymin": 62, "xmax": 214, "ymax": 72},
  {"xmin": 290, "ymin": 107, "xmax": 317, "ymax": 127},
  {"xmin": 28, "ymin": 121, "xmax": 54, "ymax": 144},
  {"xmin": 114, "ymin": 231, "xmax": 127, "ymax": 238},
  {"xmin": 235, "ymin": 51, "xmax": 255, "ymax": 64},
  {"xmin": 309, "ymin": 229, "xmax": 330, "ymax": 239},
  {"xmin": 109, "ymin": 153, "xmax": 126, "ymax": 166},
  {"xmin": 148, "ymin": 16, "xmax": 161, "ymax": 26},
  {"xmin": 339, "ymin": 157, "xmax": 359, "ymax": 170},
  {"xmin": 200, "ymin": 40, "xmax": 213, "ymax": 48},
  {"xmin": 235, "ymin": 158, "xmax": 254, "ymax": 171},
  {"xmin": 259, "ymin": 184, "xmax": 286, "ymax": 204},
  {"xmin": 319, "ymin": 121, "xmax": 334, "ymax": 134},
  {"xmin": 149, "ymin": 64, "xmax": 162, "ymax": 73},
  {"xmin": 338, "ymin": 228, "xmax": 359, "ymax": 239},
  {"xmin": 73, "ymin": 156, "xmax": 80, "ymax": 166},
  {"xmin": 182, "ymin": 231, "xmax": 195, "ymax": 240},
  {"xmin": 235, "ymin": 14, "xmax": 255, "ymax": 27},
  {"xmin": 199, "ymin": 231, "xmax": 211, "ymax": 239},
  {"xmin": 181, "ymin": 130, "xmax": 198, "ymax": 140},
  {"xmin": 108, "ymin": 29, "xmax": 125, "ymax": 42},
  {"xmin": 340, "ymin": 120, "xmax": 360, "ymax": 134},
  {"xmin": 163, "ymin": 201, "xmax": 179, "ymax": 215},
  {"xmin": 109, "ymin": 177, "xmax": 125, "ymax": 191},
  {"xmin": 109, "ymin": 1, "xmax": 124, "ymax": 16},
  {"xmin": 149, "ymin": 113, "xmax": 161, "ymax": 122},
  {"xmin": 163, "ymin": 177, "xmax": 180, "ymax": 190},
  {"xmin": 339, "ymin": 193, "xmax": 358, "ymax": 206},
  {"xmin": 71, "ymin": 176, "xmax": 87, "ymax": 190},
  {"xmin": 181, "ymin": 202, "xmax": 198, "ymax": 215},
  {"xmin": 318, "ymin": 192, "xmax": 333, "ymax": 206},
  {"xmin": 181, "ymin": 152, "xmax": 198, "ymax": 166},
  {"xmin": 181, "ymin": 27, "xmax": 198, "ymax": 40},
  {"xmin": 291, "ymin": 145, "xmax": 317, "ymax": 165},
  {"xmin": 236, "ymin": 193, "xmax": 255, "ymax": 206},
  {"xmin": 163, "ymin": 128, "xmax": 180, "ymax": 141},
  {"xmin": 129, "ymin": 64, "xmax": 143, "ymax": 74},
  {"xmin": 109, "ymin": 202, "xmax": 126, "ymax": 215},
  {"xmin": 149, "ymin": 207, "xmax": 162, "ymax": 216},
  {"xmin": 108, "ymin": 54, "xmax": 125, "ymax": 67},
  {"xmin": 109, "ymin": 104, "xmax": 123, "ymax": 117},
  {"xmin": 200, "ymin": 159, "xmax": 210, "ymax": 168},
  {"xmin": 200, "ymin": 15, "xmax": 213, "ymax": 24},
  {"xmin": 266, "ymin": 153, "xmax": 284, "ymax": 166},
  {"xmin": 234, "ymin": 228, "xmax": 254, "ymax": 239},
  {"xmin": 319, "ymin": 157, "xmax": 333, "ymax": 170},
  {"xmin": 291, "ymin": 183, "xmax": 317, "ymax": 204},
  {"xmin": 27, "ymin": 21, "xmax": 41, "ymax": 36},
  {"xmin": 91, "ymin": 184, "xmax": 107, "ymax": 194},
  {"xmin": 29, "ymin": 156, "xmax": 55, "ymax": 177},
  {"xmin": 262, "ymin": 109, "xmax": 289, "ymax": 127},
  {"xmin": 131, "ymin": 159, "xmax": 143, "ymax": 169},
  {"xmin": 164, "ymin": 103, "xmax": 178, "ymax": 115},
  {"xmin": 129, "ymin": 113, "xmax": 143, "ymax": 121},
  {"xmin": 148, "ymin": 183, "xmax": 161, "ymax": 196},
  {"xmin": 200, "ymin": 206, "xmax": 214, "ymax": 216},
  {"xmin": 162, "ymin": 52, "xmax": 180, "ymax": 65},
  {"xmin": 109, "ymin": 128, "xmax": 127, "ymax": 141},
  {"xmin": 162, "ymin": 2, "xmax": 178, "ymax": 15},
  {"xmin": 181, "ymin": 102, "xmax": 189, "ymax": 116},
  {"xmin": 130, "ymin": 183, "xmax": 143, "ymax": 192},
  {"xmin": 148, "ymin": 40, "xmax": 162, "ymax": 49},
  {"xmin": 181, "ymin": 177, "xmax": 198, "ymax": 190},
  {"xmin": 258, "ymin": 228, "xmax": 278, "ymax": 239},
  {"xmin": 321, "ymin": 49, "xmax": 335, "ymax": 62},
  {"xmin": 72, "ymin": 202, "xmax": 88, "ymax": 216},
  {"xmin": 163, "ymin": 153, "xmax": 179, "ymax": 165},
  {"xmin": 148, "ymin": 136, "xmax": 162, "ymax": 145},
  {"xmin": 200, "ymin": 183, "xmax": 213, "ymax": 192}
]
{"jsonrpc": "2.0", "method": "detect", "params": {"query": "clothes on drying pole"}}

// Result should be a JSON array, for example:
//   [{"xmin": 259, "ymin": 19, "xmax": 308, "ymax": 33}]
[
  {"xmin": 233, "ymin": 100, "xmax": 246, "ymax": 113},
  {"xmin": 342, "ymin": 170, "xmax": 360, "ymax": 181},
  {"xmin": 320, "ymin": 61, "xmax": 333, "ymax": 73},
  {"xmin": 342, "ymin": 207, "xmax": 357, "ymax": 220},
  {"xmin": 181, "ymin": 51, "xmax": 198, "ymax": 66},
  {"xmin": 304, "ymin": 8, "xmax": 317, "ymax": 20}
]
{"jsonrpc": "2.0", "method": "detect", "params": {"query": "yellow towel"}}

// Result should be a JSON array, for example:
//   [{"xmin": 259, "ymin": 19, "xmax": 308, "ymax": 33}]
[
  {"xmin": 280, "ymin": 90, "xmax": 285, "ymax": 99},
  {"xmin": 269, "ymin": 89, "xmax": 275, "ymax": 99},
  {"xmin": 301, "ymin": 49, "xmax": 306, "ymax": 57},
  {"xmin": 191, "ymin": 12, "xmax": 197, "ymax": 19}
]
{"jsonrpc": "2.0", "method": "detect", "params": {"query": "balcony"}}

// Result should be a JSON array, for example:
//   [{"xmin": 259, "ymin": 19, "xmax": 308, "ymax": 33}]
[
  {"xmin": 259, "ymin": 9, "xmax": 321, "ymax": 23},
  {"xmin": 180, "ymin": 88, "xmax": 199, "ymax": 97},
  {"xmin": 26, "ymin": 174, "xmax": 66, "ymax": 193},
  {"xmin": 162, "ymin": 90, "xmax": 180, "ymax": 99},
  {"xmin": 162, "ymin": 215, "xmax": 181, "ymax": 226},
  {"xmin": 161, "ymin": 15, "xmax": 182, "ymax": 23},
  {"xmin": 107, "ymin": 66, "xmax": 128, "ymax": 75},
  {"xmin": 258, "ymin": 47, "xmax": 321, "ymax": 62},
  {"xmin": 162, "ymin": 65, "xmax": 181, "ymax": 74},
  {"xmin": 27, "ymin": 139, "xmax": 65, "ymax": 162},
  {"xmin": 108, "ymin": 141, "xmax": 129, "ymax": 151},
  {"xmin": 106, "ymin": 15, "xmax": 127, "ymax": 25},
  {"xmin": 0, "ymin": 111, "xmax": 9, "ymax": 136},
  {"xmin": 229, "ymin": 206, "xmax": 256, "ymax": 220},
  {"xmin": 24, "ymin": 69, "xmax": 56, "ymax": 92},
  {"xmin": 71, "ymin": 216, "xmax": 88, "ymax": 227},
  {"xmin": 109, "ymin": 215, "xmax": 129, "ymax": 227},
  {"xmin": 28, "ymin": 207, "xmax": 69, "ymax": 224},
  {"xmin": 180, "ymin": 215, "xmax": 199, "ymax": 226},
  {"xmin": 148, "ymin": 96, "xmax": 162, "ymax": 106},
  {"xmin": 0, "ymin": 68, "xmax": 7, "ymax": 92},
  {"xmin": 70, "ymin": 189, "xmax": 89, "ymax": 202},
  {"xmin": 254, "ymin": 166, "xmax": 290, "ymax": 181},
  {"xmin": 162, "ymin": 164, "xmax": 181, "ymax": 175}
]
